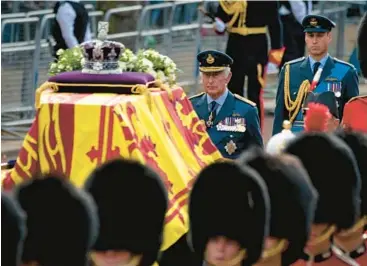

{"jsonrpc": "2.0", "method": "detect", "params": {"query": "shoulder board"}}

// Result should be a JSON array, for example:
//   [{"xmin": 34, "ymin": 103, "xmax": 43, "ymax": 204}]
[
  {"xmin": 188, "ymin": 92, "xmax": 205, "ymax": 100},
  {"xmin": 234, "ymin": 94, "xmax": 256, "ymax": 106},
  {"xmin": 346, "ymin": 95, "xmax": 367, "ymax": 103},
  {"xmin": 333, "ymin": 57, "xmax": 356, "ymax": 69},
  {"xmin": 286, "ymin": 57, "xmax": 305, "ymax": 65}
]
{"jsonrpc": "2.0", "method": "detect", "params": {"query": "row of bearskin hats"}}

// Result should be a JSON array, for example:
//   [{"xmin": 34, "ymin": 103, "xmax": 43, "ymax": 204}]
[
  {"xmin": 2, "ymin": 159, "xmax": 168, "ymax": 266},
  {"xmin": 190, "ymin": 131, "xmax": 365, "ymax": 265}
]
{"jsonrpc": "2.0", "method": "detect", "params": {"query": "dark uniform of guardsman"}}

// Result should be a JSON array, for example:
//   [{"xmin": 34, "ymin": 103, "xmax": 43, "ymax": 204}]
[
  {"xmin": 14, "ymin": 175, "xmax": 99, "ymax": 266},
  {"xmin": 284, "ymin": 133, "xmax": 361, "ymax": 265},
  {"xmin": 188, "ymin": 161, "xmax": 270, "ymax": 266},
  {"xmin": 358, "ymin": 12, "xmax": 367, "ymax": 77},
  {"xmin": 84, "ymin": 159, "xmax": 168, "ymax": 266},
  {"xmin": 273, "ymin": 15, "xmax": 359, "ymax": 135},
  {"xmin": 214, "ymin": 0, "xmax": 285, "ymax": 129},
  {"xmin": 238, "ymin": 147, "xmax": 318, "ymax": 266},
  {"xmin": 342, "ymin": 95, "xmax": 367, "ymax": 134},
  {"xmin": 190, "ymin": 50, "xmax": 263, "ymax": 159},
  {"xmin": 333, "ymin": 131, "xmax": 367, "ymax": 265},
  {"xmin": 2, "ymin": 192, "xmax": 26, "ymax": 266}
]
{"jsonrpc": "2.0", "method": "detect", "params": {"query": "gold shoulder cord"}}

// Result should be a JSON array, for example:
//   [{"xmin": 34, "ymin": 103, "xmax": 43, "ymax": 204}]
[
  {"xmin": 283, "ymin": 64, "xmax": 311, "ymax": 123},
  {"xmin": 219, "ymin": 0, "xmax": 246, "ymax": 29}
]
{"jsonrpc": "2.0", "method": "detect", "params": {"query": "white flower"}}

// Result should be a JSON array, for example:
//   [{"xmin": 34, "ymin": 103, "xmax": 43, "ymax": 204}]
[
  {"xmin": 146, "ymin": 68, "xmax": 157, "ymax": 78},
  {"xmin": 56, "ymin": 49, "xmax": 64, "ymax": 56},
  {"xmin": 142, "ymin": 58, "xmax": 154, "ymax": 69},
  {"xmin": 66, "ymin": 65, "xmax": 73, "ymax": 71},
  {"xmin": 80, "ymin": 58, "xmax": 86, "ymax": 67},
  {"xmin": 93, "ymin": 62, "xmax": 103, "ymax": 71},
  {"xmin": 58, "ymin": 64, "xmax": 65, "ymax": 70},
  {"xmin": 50, "ymin": 63, "xmax": 57, "ymax": 69},
  {"xmin": 156, "ymin": 70, "xmax": 167, "ymax": 82},
  {"xmin": 168, "ymin": 73, "xmax": 176, "ymax": 82},
  {"xmin": 118, "ymin": 61, "xmax": 127, "ymax": 71}
]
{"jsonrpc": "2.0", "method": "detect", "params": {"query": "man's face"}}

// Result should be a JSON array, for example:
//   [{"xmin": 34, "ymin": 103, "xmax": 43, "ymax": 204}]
[
  {"xmin": 326, "ymin": 117, "xmax": 340, "ymax": 132},
  {"xmin": 205, "ymin": 236, "xmax": 241, "ymax": 264},
  {"xmin": 201, "ymin": 70, "xmax": 232, "ymax": 99},
  {"xmin": 305, "ymin": 32, "xmax": 332, "ymax": 57},
  {"xmin": 91, "ymin": 251, "xmax": 141, "ymax": 266}
]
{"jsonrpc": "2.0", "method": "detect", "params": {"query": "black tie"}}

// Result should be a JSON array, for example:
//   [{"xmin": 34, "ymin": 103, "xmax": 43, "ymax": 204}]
[
  {"xmin": 313, "ymin": 62, "xmax": 321, "ymax": 76},
  {"xmin": 210, "ymin": 101, "xmax": 218, "ymax": 121}
]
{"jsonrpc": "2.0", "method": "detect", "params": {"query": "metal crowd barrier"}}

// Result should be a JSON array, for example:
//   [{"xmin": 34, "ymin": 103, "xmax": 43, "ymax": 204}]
[{"xmin": 1, "ymin": 2, "xmax": 355, "ymax": 139}]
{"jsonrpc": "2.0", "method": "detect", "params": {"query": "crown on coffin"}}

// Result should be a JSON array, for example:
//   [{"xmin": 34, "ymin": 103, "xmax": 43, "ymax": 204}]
[{"xmin": 80, "ymin": 21, "xmax": 125, "ymax": 74}]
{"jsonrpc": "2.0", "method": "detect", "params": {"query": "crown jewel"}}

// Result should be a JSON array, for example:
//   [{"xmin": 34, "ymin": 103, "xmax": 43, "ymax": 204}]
[{"xmin": 80, "ymin": 21, "xmax": 125, "ymax": 74}]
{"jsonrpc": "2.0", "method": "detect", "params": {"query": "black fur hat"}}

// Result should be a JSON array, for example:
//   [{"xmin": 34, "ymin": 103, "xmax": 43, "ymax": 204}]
[
  {"xmin": 284, "ymin": 133, "xmax": 361, "ymax": 230},
  {"xmin": 1, "ymin": 192, "xmax": 26, "ymax": 266},
  {"xmin": 15, "ymin": 175, "xmax": 99, "ymax": 266},
  {"xmin": 188, "ymin": 161, "xmax": 270, "ymax": 265},
  {"xmin": 335, "ymin": 130, "xmax": 367, "ymax": 220},
  {"xmin": 84, "ymin": 159, "xmax": 168, "ymax": 266},
  {"xmin": 238, "ymin": 147, "xmax": 318, "ymax": 265}
]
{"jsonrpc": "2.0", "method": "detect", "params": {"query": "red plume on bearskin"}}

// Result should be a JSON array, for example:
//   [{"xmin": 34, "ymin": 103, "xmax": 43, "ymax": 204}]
[{"xmin": 304, "ymin": 103, "xmax": 331, "ymax": 132}]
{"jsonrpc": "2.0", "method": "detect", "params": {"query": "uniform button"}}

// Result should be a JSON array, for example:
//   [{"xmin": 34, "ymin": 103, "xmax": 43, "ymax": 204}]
[{"xmin": 230, "ymin": 135, "xmax": 233, "ymax": 138}]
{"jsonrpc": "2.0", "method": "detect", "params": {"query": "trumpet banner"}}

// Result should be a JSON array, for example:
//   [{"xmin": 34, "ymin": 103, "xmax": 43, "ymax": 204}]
[{"xmin": 2, "ymin": 86, "xmax": 222, "ymax": 250}]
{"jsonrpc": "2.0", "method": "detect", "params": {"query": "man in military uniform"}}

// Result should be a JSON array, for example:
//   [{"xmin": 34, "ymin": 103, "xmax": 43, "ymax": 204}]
[
  {"xmin": 284, "ymin": 133, "xmax": 361, "ymax": 265},
  {"xmin": 190, "ymin": 50, "xmax": 263, "ymax": 159},
  {"xmin": 333, "ymin": 131, "xmax": 367, "ymax": 265},
  {"xmin": 213, "ymin": 0, "xmax": 285, "ymax": 130},
  {"xmin": 2, "ymin": 192, "xmax": 26, "ymax": 266},
  {"xmin": 342, "ymin": 95, "xmax": 367, "ymax": 133},
  {"xmin": 239, "ymin": 148, "xmax": 318, "ymax": 266},
  {"xmin": 273, "ymin": 15, "xmax": 359, "ymax": 135},
  {"xmin": 14, "ymin": 175, "xmax": 99, "ymax": 266},
  {"xmin": 84, "ymin": 159, "xmax": 168, "ymax": 266},
  {"xmin": 188, "ymin": 160, "xmax": 270, "ymax": 266}
]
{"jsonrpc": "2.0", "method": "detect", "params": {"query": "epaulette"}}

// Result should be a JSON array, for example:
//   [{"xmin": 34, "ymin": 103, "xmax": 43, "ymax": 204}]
[
  {"xmin": 188, "ymin": 92, "xmax": 205, "ymax": 100},
  {"xmin": 346, "ymin": 95, "xmax": 367, "ymax": 103},
  {"xmin": 333, "ymin": 57, "xmax": 356, "ymax": 69},
  {"xmin": 219, "ymin": 0, "xmax": 240, "ymax": 14},
  {"xmin": 234, "ymin": 94, "xmax": 256, "ymax": 107},
  {"xmin": 286, "ymin": 57, "xmax": 305, "ymax": 65}
]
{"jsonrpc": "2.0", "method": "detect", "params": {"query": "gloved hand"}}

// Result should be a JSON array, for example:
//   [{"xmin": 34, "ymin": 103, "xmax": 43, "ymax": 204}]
[
  {"xmin": 213, "ymin": 17, "xmax": 226, "ymax": 34},
  {"xmin": 268, "ymin": 47, "xmax": 286, "ymax": 66}
]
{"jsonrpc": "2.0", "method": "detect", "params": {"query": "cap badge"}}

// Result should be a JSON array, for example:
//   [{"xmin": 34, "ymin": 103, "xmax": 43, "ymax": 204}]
[
  {"xmin": 310, "ymin": 18, "xmax": 318, "ymax": 26},
  {"xmin": 206, "ymin": 54, "xmax": 215, "ymax": 64}
]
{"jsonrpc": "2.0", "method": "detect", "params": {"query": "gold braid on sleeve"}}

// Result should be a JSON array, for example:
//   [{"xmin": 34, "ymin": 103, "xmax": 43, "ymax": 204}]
[{"xmin": 283, "ymin": 64, "xmax": 310, "ymax": 123}]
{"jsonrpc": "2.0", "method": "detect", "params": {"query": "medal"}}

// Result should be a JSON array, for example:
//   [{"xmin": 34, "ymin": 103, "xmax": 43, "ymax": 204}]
[
  {"xmin": 225, "ymin": 140, "xmax": 237, "ymax": 155},
  {"xmin": 206, "ymin": 112, "xmax": 214, "ymax": 128}
]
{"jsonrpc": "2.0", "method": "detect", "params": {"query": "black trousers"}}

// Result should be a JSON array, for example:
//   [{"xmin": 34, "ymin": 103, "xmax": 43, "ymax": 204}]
[
  {"xmin": 225, "ymin": 33, "xmax": 269, "ymax": 129},
  {"xmin": 279, "ymin": 15, "xmax": 305, "ymax": 69}
]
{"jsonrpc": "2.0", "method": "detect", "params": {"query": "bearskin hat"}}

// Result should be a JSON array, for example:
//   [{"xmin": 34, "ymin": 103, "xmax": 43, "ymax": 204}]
[
  {"xmin": 84, "ymin": 159, "xmax": 168, "ymax": 266},
  {"xmin": 238, "ymin": 147, "xmax": 318, "ymax": 265},
  {"xmin": 284, "ymin": 133, "xmax": 361, "ymax": 230},
  {"xmin": 188, "ymin": 161, "xmax": 270, "ymax": 265},
  {"xmin": 15, "ymin": 175, "xmax": 99, "ymax": 266},
  {"xmin": 2, "ymin": 192, "xmax": 26, "ymax": 266}
]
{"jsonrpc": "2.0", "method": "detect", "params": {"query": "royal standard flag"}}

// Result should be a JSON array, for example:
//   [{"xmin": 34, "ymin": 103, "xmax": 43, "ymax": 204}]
[{"xmin": 3, "ymin": 82, "xmax": 222, "ymax": 251}]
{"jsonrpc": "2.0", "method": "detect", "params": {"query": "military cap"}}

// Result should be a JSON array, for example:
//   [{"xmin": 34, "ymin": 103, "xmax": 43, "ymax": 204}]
[
  {"xmin": 2, "ymin": 192, "xmax": 26, "ymax": 266},
  {"xmin": 14, "ymin": 175, "xmax": 98, "ymax": 266},
  {"xmin": 303, "ymin": 91, "xmax": 339, "ymax": 119},
  {"xmin": 197, "ymin": 50, "xmax": 233, "ymax": 73},
  {"xmin": 342, "ymin": 95, "xmax": 367, "ymax": 133},
  {"xmin": 238, "ymin": 147, "xmax": 318, "ymax": 265},
  {"xmin": 302, "ymin": 15, "xmax": 336, "ymax": 33},
  {"xmin": 84, "ymin": 159, "xmax": 168, "ymax": 266},
  {"xmin": 266, "ymin": 120, "xmax": 295, "ymax": 155},
  {"xmin": 335, "ymin": 130, "xmax": 367, "ymax": 227},
  {"xmin": 188, "ymin": 161, "xmax": 270, "ymax": 265},
  {"xmin": 284, "ymin": 133, "xmax": 361, "ymax": 230}
]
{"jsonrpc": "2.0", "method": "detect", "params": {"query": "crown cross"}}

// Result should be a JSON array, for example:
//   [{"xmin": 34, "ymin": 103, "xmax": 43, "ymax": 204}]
[{"xmin": 98, "ymin": 21, "xmax": 109, "ymax": 41}]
